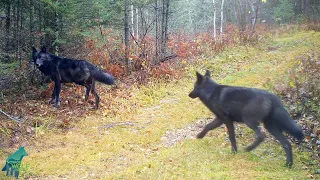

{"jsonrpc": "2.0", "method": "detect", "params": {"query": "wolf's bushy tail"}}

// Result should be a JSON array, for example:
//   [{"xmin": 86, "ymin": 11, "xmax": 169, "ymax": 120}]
[
  {"xmin": 87, "ymin": 63, "xmax": 114, "ymax": 85},
  {"xmin": 272, "ymin": 108, "xmax": 304, "ymax": 142},
  {"xmin": 92, "ymin": 70, "xmax": 114, "ymax": 85}
]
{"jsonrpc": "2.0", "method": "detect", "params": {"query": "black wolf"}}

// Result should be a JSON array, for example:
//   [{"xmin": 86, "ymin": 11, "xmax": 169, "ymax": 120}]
[
  {"xmin": 189, "ymin": 70, "xmax": 303, "ymax": 167},
  {"xmin": 32, "ymin": 46, "xmax": 115, "ymax": 109}
]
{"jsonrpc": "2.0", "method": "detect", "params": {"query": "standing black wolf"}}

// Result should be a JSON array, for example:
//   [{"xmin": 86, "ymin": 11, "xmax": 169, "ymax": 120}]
[
  {"xmin": 189, "ymin": 70, "xmax": 303, "ymax": 167},
  {"xmin": 32, "ymin": 46, "xmax": 115, "ymax": 109}
]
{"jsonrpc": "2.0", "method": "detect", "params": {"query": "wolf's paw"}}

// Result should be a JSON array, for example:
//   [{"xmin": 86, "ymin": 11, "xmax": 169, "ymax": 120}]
[
  {"xmin": 231, "ymin": 148, "xmax": 238, "ymax": 154},
  {"xmin": 48, "ymin": 97, "xmax": 61, "ymax": 104},
  {"xmin": 48, "ymin": 99, "xmax": 55, "ymax": 104},
  {"xmin": 196, "ymin": 132, "xmax": 205, "ymax": 139},
  {"xmin": 285, "ymin": 162, "xmax": 293, "ymax": 168},
  {"xmin": 54, "ymin": 101, "xmax": 61, "ymax": 108},
  {"xmin": 245, "ymin": 145, "xmax": 255, "ymax": 152}
]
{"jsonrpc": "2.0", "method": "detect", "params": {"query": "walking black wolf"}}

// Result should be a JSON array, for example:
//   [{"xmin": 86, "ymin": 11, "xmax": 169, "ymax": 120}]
[
  {"xmin": 32, "ymin": 46, "xmax": 115, "ymax": 109},
  {"xmin": 189, "ymin": 70, "xmax": 303, "ymax": 167}
]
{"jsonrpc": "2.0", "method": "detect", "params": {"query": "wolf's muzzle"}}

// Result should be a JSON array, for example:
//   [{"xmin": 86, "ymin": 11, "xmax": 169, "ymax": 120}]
[{"xmin": 189, "ymin": 92, "xmax": 197, "ymax": 99}]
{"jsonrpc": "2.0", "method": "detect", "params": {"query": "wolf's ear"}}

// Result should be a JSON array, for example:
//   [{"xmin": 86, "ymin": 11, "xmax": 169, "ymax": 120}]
[
  {"xmin": 205, "ymin": 70, "xmax": 211, "ymax": 77},
  {"xmin": 32, "ymin": 47, "xmax": 37, "ymax": 54},
  {"xmin": 40, "ymin": 46, "xmax": 47, "ymax": 53},
  {"xmin": 196, "ymin": 71, "xmax": 203, "ymax": 82}
]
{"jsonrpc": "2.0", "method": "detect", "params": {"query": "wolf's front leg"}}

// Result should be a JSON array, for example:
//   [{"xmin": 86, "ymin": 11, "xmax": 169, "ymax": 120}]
[
  {"xmin": 54, "ymin": 81, "xmax": 61, "ymax": 108},
  {"xmin": 197, "ymin": 118, "xmax": 223, "ymax": 139},
  {"xmin": 225, "ymin": 121, "xmax": 237, "ymax": 153},
  {"xmin": 265, "ymin": 124, "xmax": 293, "ymax": 168}
]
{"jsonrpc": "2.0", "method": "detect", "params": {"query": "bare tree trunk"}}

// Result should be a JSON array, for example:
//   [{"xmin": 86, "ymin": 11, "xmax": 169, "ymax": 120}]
[
  {"xmin": 249, "ymin": 0, "xmax": 261, "ymax": 36},
  {"xmin": 14, "ymin": 0, "xmax": 19, "ymax": 61},
  {"xmin": 18, "ymin": 0, "xmax": 22, "ymax": 67},
  {"xmin": 4, "ymin": 0, "xmax": 11, "ymax": 63},
  {"xmin": 136, "ymin": 8, "xmax": 139, "ymax": 41},
  {"xmin": 38, "ymin": 1, "xmax": 44, "ymax": 45},
  {"xmin": 160, "ymin": 0, "xmax": 170, "ymax": 62},
  {"xmin": 54, "ymin": 11, "xmax": 59, "ymax": 55},
  {"xmin": 304, "ymin": 0, "xmax": 310, "ymax": 19},
  {"xmin": 29, "ymin": 0, "xmax": 34, "ymax": 48},
  {"xmin": 161, "ymin": 0, "xmax": 165, "ymax": 59},
  {"xmin": 187, "ymin": 0, "xmax": 193, "ymax": 34},
  {"xmin": 124, "ymin": 0, "xmax": 130, "ymax": 72},
  {"xmin": 213, "ymin": 0, "xmax": 216, "ymax": 40},
  {"xmin": 131, "ymin": 4, "xmax": 134, "ymax": 37},
  {"xmin": 235, "ymin": 0, "xmax": 248, "ymax": 43},
  {"xmin": 164, "ymin": 0, "xmax": 170, "ymax": 50},
  {"xmin": 155, "ymin": 0, "xmax": 159, "ymax": 64},
  {"xmin": 220, "ymin": 0, "xmax": 225, "ymax": 42},
  {"xmin": 99, "ymin": 22, "xmax": 114, "ymax": 63}
]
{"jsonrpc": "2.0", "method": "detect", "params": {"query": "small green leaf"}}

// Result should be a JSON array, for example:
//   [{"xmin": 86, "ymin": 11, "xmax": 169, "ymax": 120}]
[{"xmin": 289, "ymin": 81, "xmax": 295, "ymax": 87}]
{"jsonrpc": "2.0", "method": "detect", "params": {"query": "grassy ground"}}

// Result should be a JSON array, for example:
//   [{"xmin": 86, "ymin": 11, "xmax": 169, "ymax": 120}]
[{"xmin": 1, "ymin": 31, "xmax": 320, "ymax": 179}]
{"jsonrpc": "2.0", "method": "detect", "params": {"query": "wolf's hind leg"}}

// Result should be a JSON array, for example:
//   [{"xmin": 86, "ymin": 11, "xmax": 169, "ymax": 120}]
[
  {"xmin": 84, "ymin": 84, "xmax": 91, "ymax": 101},
  {"xmin": 244, "ymin": 120, "xmax": 265, "ymax": 151},
  {"xmin": 265, "ymin": 124, "xmax": 293, "ymax": 167},
  {"xmin": 197, "ymin": 118, "xmax": 223, "ymax": 139},
  {"xmin": 75, "ymin": 82, "xmax": 91, "ymax": 101},
  {"xmin": 91, "ymin": 81, "xmax": 100, "ymax": 109}
]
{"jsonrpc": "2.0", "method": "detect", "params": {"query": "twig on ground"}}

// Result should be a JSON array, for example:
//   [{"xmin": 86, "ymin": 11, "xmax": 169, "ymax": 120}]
[{"xmin": 0, "ymin": 108, "xmax": 24, "ymax": 123}]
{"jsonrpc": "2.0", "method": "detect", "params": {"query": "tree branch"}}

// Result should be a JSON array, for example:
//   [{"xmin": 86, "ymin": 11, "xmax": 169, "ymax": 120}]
[{"xmin": 0, "ymin": 109, "xmax": 24, "ymax": 123}]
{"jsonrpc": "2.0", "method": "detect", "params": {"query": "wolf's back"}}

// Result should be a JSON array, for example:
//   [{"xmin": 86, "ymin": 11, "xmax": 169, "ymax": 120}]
[{"xmin": 86, "ymin": 62, "xmax": 114, "ymax": 85}]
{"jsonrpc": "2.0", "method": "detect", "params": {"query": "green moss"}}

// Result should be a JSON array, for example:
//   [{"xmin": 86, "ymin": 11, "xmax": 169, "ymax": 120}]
[{"xmin": 0, "ymin": 62, "xmax": 18, "ymax": 76}]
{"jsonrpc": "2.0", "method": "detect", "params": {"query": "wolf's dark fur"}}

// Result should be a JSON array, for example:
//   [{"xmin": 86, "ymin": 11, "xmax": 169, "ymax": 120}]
[
  {"xmin": 189, "ymin": 70, "xmax": 303, "ymax": 167},
  {"xmin": 32, "ymin": 46, "xmax": 114, "ymax": 109}
]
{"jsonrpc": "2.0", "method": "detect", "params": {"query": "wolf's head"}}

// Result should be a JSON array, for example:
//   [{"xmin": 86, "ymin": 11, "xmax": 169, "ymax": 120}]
[
  {"xmin": 32, "ymin": 46, "xmax": 51, "ymax": 67},
  {"xmin": 189, "ymin": 70, "xmax": 217, "ymax": 100}
]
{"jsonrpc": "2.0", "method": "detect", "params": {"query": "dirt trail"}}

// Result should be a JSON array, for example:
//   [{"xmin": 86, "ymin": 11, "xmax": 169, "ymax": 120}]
[{"xmin": 161, "ymin": 118, "xmax": 210, "ymax": 147}]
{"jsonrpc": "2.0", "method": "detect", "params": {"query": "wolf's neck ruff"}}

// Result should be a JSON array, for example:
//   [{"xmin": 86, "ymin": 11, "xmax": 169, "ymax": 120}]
[{"xmin": 198, "ymin": 79, "xmax": 219, "ymax": 103}]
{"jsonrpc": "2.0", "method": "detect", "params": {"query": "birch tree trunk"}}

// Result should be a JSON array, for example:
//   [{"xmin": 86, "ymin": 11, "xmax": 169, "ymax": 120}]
[
  {"xmin": 124, "ymin": 0, "xmax": 130, "ymax": 72},
  {"xmin": 249, "ymin": 0, "xmax": 261, "ymax": 36},
  {"xmin": 136, "ymin": 8, "xmax": 139, "ymax": 41},
  {"xmin": 220, "ymin": 0, "xmax": 225, "ymax": 42},
  {"xmin": 131, "ymin": 4, "xmax": 134, "ymax": 37},
  {"xmin": 213, "ymin": 0, "xmax": 216, "ymax": 40},
  {"xmin": 155, "ymin": 0, "xmax": 159, "ymax": 64}
]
